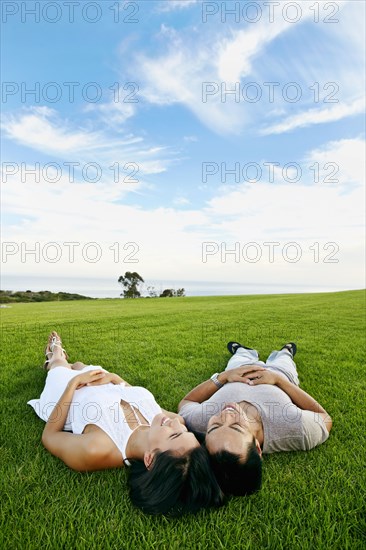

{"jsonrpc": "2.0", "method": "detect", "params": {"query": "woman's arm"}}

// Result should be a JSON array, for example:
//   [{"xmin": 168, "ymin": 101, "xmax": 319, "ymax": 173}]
[
  {"xmin": 42, "ymin": 370, "xmax": 106, "ymax": 438},
  {"xmin": 42, "ymin": 370, "xmax": 122, "ymax": 471}
]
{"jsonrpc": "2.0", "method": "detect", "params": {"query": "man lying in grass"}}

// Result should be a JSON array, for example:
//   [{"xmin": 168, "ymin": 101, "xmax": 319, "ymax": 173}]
[
  {"xmin": 178, "ymin": 342, "xmax": 332, "ymax": 496},
  {"xmin": 28, "ymin": 331, "xmax": 223, "ymax": 516}
]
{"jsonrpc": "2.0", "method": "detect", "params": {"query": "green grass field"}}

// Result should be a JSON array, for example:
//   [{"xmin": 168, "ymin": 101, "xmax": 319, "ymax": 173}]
[{"xmin": 1, "ymin": 290, "xmax": 365, "ymax": 550}]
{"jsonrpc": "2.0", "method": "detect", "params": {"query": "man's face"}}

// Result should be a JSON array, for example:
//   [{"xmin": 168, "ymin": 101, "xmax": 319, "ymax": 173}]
[{"xmin": 205, "ymin": 403, "xmax": 256, "ymax": 457}]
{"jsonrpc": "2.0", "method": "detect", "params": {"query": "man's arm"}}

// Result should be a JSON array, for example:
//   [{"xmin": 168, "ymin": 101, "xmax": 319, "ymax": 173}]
[
  {"xmin": 275, "ymin": 377, "xmax": 332, "ymax": 433},
  {"xmin": 243, "ymin": 368, "xmax": 333, "ymax": 433}
]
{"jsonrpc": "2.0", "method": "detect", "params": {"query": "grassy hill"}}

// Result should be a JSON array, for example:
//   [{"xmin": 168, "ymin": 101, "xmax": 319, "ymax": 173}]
[
  {"xmin": 1, "ymin": 290, "xmax": 365, "ymax": 549},
  {"xmin": 0, "ymin": 290, "xmax": 93, "ymax": 303}
]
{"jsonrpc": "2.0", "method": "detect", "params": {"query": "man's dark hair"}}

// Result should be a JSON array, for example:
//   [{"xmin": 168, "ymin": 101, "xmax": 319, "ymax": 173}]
[
  {"xmin": 209, "ymin": 438, "xmax": 262, "ymax": 496},
  {"xmin": 128, "ymin": 445, "xmax": 224, "ymax": 516}
]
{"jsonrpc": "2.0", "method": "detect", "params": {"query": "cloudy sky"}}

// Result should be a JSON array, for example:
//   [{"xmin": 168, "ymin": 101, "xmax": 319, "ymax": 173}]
[{"xmin": 1, "ymin": 0, "xmax": 365, "ymax": 295}]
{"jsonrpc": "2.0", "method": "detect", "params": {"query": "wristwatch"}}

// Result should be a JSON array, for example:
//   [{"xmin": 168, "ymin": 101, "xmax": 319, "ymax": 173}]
[{"xmin": 210, "ymin": 372, "xmax": 224, "ymax": 389}]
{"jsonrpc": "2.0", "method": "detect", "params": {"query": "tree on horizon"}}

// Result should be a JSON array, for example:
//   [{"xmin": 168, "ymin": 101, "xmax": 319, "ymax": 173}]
[
  {"xmin": 160, "ymin": 288, "xmax": 185, "ymax": 298},
  {"xmin": 118, "ymin": 272, "xmax": 144, "ymax": 298}
]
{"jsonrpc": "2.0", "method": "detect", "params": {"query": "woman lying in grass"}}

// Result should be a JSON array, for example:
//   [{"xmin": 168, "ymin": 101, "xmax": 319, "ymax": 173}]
[{"xmin": 28, "ymin": 331, "xmax": 223, "ymax": 516}]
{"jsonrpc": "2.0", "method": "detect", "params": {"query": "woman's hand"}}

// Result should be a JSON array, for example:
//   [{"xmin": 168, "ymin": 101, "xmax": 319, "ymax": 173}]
[
  {"xmin": 68, "ymin": 370, "xmax": 126, "ymax": 390},
  {"xmin": 68, "ymin": 370, "xmax": 106, "ymax": 390},
  {"xmin": 86, "ymin": 372, "xmax": 126, "ymax": 387}
]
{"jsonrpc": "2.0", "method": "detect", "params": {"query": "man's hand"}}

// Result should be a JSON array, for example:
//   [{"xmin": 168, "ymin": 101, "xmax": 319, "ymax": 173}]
[
  {"xmin": 219, "ymin": 365, "xmax": 267, "ymax": 384},
  {"xmin": 240, "ymin": 368, "xmax": 279, "ymax": 386}
]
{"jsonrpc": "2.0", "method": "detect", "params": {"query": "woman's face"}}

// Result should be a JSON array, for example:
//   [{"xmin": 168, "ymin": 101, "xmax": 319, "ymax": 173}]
[
  {"xmin": 148, "ymin": 413, "xmax": 200, "ymax": 456},
  {"xmin": 205, "ymin": 402, "xmax": 254, "ymax": 456}
]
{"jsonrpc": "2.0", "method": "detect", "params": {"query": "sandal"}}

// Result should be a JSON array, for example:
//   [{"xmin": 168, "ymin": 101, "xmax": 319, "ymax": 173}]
[
  {"xmin": 281, "ymin": 342, "xmax": 297, "ymax": 357},
  {"xmin": 42, "ymin": 332, "xmax": 69, "ymax": 369}
]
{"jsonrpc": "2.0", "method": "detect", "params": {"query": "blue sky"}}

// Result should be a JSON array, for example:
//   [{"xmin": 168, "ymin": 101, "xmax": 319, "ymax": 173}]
[{"xmin": 1, "ymin": 0, "xmax": 365, "ymax": 294}]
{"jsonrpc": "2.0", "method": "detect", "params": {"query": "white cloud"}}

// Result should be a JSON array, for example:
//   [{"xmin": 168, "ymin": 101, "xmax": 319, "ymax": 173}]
[
  {"xmin": 205, "ymin": 138, "xmax": 365, "ymax": 245},
  {"xmin": 134, "ymin": 45, "xmax": 248, "ymax": 134},
  {"xmin": 305, "ymin": 137, "xmax": 366, "ymax": 188},
  {"xmin": 1, "ymin": 106, "xmax": 176, "ymax": 176},
  {"xmin": 2, "ymin": 138, "xmax": 364, "ymax": 290},
  {"xmin": 206, "ymin": 182, "xmax": 364, "ymax": 239},
  {"xmin": 261, "ymin": 97, "xmax": 365, "ymax": 135},
  {"xmin": 157, "ymin": 0, "xmax": 198, "ymax": 13},
  {"xmin": 126, "ymin": 0, "xmax": 363, "ymax": 136},
  {"xmin": 128, "ymin": 12, "xmax": 314, "ymax": 134},
  {"xmin": 2, "ymin": 106, "xmax": 100, "ymax": 153},
  {"xmin": 216, "ymin": 9, "xmax": 315, "ymax": 82},
  {"xmin": 173, "ymin": 196, "xmax": 190, "ymax": 205},
  {"xmin": 83, "ymin": 100, "xmax": 135, "ymax": 127}
]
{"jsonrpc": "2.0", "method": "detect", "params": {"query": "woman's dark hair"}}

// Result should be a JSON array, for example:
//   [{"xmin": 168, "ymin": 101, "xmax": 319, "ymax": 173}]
[
  {"xmin": 128, "ymin": 445, "xmax": 224, "ymax": 516},
  {"xmin": 209, "ymin": 437, "xmax": 262, "ymax": 496}
]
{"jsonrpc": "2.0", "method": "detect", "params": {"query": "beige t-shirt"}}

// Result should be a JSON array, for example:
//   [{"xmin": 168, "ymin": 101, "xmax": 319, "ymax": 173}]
[{"xmin": 179, "ymin": 382, "xmax": 329, "ymax": 453}]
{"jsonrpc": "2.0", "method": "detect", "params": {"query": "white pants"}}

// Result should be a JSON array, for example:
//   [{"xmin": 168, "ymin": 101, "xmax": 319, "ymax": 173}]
[{"xmin": 225, "ymin": 347, "xmax": 300, "ymax": 386}]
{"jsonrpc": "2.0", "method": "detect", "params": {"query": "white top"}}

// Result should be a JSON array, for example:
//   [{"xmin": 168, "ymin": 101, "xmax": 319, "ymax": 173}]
[
  {"xmin": 71, "ymin": 383, "xmax": 162, "ymax": 463},
  {"xmin": 28, "ymin": 365, "xmax": 162, "ymax": 464}
]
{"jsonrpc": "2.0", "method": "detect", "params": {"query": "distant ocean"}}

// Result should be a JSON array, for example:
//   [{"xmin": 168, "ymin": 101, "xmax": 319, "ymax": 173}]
[{"xmin": 0, "ymin": 275, "xmax": 346, "ymax": 298}]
